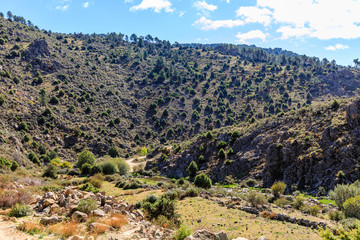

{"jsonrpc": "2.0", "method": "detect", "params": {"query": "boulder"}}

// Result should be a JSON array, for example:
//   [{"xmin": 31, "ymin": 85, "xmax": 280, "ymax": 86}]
[
  {"xmin": 40, "ymin": 215, "xmax": 62, "ymax": 225},
  {"xmin": 185, "ymin": 229, "xmax": 228, "ymax": 240},
  {"xmin": 92, "ymin": 209, "xmax": 105, "ymax": 217},
  {"xmin": 43, "ymin": 198, "xmax": 55, "ymax": 207},
  {"xmin": 68, "ymin": 236, "xmax": 85, "ymax": 240},
  {"xmin": 71, "ymin": 211, "xmax": 88, "ymax": 222},
  {"xmin": 50, "ymin": 204, "xmax": 60, "ymax": 214},
  {"xmin": 88, "ymin": 222, "xmax": 111, "ymax": 232}
]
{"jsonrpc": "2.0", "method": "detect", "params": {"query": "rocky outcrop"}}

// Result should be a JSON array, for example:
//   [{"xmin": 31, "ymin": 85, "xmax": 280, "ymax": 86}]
[{"xmin": 184, "ymin": 229, "xmax": 228, "ymax": 240}]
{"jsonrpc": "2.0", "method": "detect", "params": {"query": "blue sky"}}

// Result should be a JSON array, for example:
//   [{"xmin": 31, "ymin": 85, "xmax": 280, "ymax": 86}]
[{"xmin": 1, "ymin": 0, "xmax": 360, "ymax": 66}]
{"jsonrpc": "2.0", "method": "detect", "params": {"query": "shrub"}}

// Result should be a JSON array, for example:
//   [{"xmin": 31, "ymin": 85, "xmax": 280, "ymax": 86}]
[
  {"xmin": 116, "ymin": 158, "xmax": 130, "ymax": 175},
  {"xmin": 228, "ymin": 147, "xmax": 234, "ymax": 155},
  {"xmin": 90, "ymin": 176, "xmax": 103, "ymax": 189},
  {"xmin": 340, "ymin": 218, "xmax": 360, "ymax": 231},
  {"xmin": 180, "ymin": 188, "xmax": 199, "ymax": 199},
  {"xmin": 18, "ymin": 222, "xmax": 43, "ymax": 235},
  {"xmin": 0, "ymin": 95, "xmax": 4, "ymax": 106},
  {"xmin": 48, "ymin": 222, "xmax": 79, "ymax": 238},
  {"xmin": 271, "ymin": 181, "xmax": 286, "ymax": 198},
  {"xmin": 68, "ymin": 105, "xmax": 75, "ymax": 114},
  {"xmin": 0, "ymin": 157, "xmax": 11, "ymax": 168},
  {"xmin": 194, "ymin": 173, "xmax": 212, "ymax": 189},
  {"xmin": 49, "ymin": 96, "xmax": 59, "ymax": 104},
  {"xmin": 274, "ymin": 198, "xmax": 289, "ymax": 207},
  {"xmin": 42, "ymin": 165, "xmax": 57, "ymax": 179},
  {"xmin": 100, "ymin": 161, "xmax": 117, "ymax": 175},
  {"xmin": 217, "ymin": 141, "xmax": 227, "ymax": 149},
  {"xmin": 302, "ymin": 204, "xmax": 321, "ymax": 216},
  {"xmin": 328, "ymin": 210, "xmax": 344, "ymax": 221},
  {"xmin": 10, "ymin": 161, "xmax": 19, "ymax": 171},
  {"xmin": 218, "ymin": 149, "xmax": 226, "ymax": 159},
  {"xmin": 332, "ymin": 99, "xmax": 340, "ymax": 110},
  {"xmin": 76, "ymin": 150, "xmax": 95, "ymax": 169},
  {"xmin": 344, "ymin": 195, "xmax": 360, "ymax": 219},
  {"xmin": 0, "ymin": 190, "xmax": 33, "ymax": 208},
  {"xmin": 60, "ymin": 161, "xmax": 72, "ymax": 169},
  {"xmin": 206, "ymin": 131, "xmax": 213, "ymax": 139},
  {"xmin": 187, "ymin": 161, "xmax": 198, "ymax": 178},
  {"xmin": 293, "ymin": 196, "xmax": 306, "ymax": 210},
  {"xmin": 81, "ymin": 163, "xmax": 92, "ymax": 175},
  {"xmin": 246, "ymin": 190, "xmax": 267, "ymax": 208},
  {"xmin": 123, "ymin": 180, "xmax": 142, "ymax": 190},
  {"xmin": 91, "ymin": 165, "xmax": 102, "ymax": 175},
  {"xmin": 177, "ymin": 177, "xmax": 185, "ymax": 185},
  {"xmin": 102, "ymin": 214, "xmax": 127, "ymax": 229},
  {"xmin": 77, "ymin": 198, "xmax": 97, "ymax": 214},
  {"xmin": 108, "ymin": 146, "xmax": 120, "ymax": 158},
  {"xmin": 141, "ymin": 147, "xmax": 147, "ymax": 156},
  {"xmin": 174, "ymin": 225, "xmax": 192, "ymax": 240},
  {"xmin": 79, "ymin": 183, "xmax": 99, "ymax": 193},
  {"xmin": 329, "ymin": 182, "xmax": 360, "ymax": 210},
  {"xmin": 19, "ymin": 121, "xmax": 28, "ymax": 131},
  {"xmin": 9, "ymin": 203, "xmax": 32, "ymax": 217}
]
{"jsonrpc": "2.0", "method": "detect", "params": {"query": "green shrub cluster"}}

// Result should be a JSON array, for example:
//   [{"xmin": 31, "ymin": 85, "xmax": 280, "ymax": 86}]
[
  {"xmin": 194, "ymin": 173, "xmax": 212, "ymax": 189},
  {"xmin": 77, "ymin": 198, "xmax": 97, "ymax": 214},
  {"xmin": 9, "ymin": 203, "xmax": 32, "ymax": 217}
]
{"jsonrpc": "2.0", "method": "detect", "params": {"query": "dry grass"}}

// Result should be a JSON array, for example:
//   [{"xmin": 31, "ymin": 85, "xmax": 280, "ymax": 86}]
[
  {"xmin": 90, "ymin": 224, "xmax": 109, "ymax": 235},
  {"xmin": 102, "ymin": 214, "xmax": 128, "ymax": 229},
  {"xmin": 0, "ymin": 189, "xmax": 33, "ymax": 208},
  {"xmin": 18, "ymin": 222, "xmax": 44, "ymax": 234},
  {"xmin": 48, "ymin": 221, "xmax": 79, "ymax": 237}
]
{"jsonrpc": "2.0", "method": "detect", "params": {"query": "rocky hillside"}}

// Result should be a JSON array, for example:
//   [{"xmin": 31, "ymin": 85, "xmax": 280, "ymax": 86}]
[
  {"xmin": 147, "ymin": 98, "xmax": 360, "ymax": 193},
  {"xmin": 0, "ymin": 14, "xmax": 359, "ymax": 168}
]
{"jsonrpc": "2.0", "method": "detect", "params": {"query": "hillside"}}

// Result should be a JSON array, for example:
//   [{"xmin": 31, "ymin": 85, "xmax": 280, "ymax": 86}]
[
  {"xmin": 0, "ymin": 15, "xmax": 359, "ymax": 167},
  {"xmin": 147, "ymin": 98, "xmax": 360, "ymax": 193}
]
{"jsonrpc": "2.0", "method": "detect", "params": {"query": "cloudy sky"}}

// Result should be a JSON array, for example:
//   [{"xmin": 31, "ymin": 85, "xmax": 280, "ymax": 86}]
[{"xmin": 1, "ymin": 0, "xmax": 360, "ymax": 66}]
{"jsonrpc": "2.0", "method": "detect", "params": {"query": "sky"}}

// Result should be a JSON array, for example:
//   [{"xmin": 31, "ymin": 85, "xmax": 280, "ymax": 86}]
[{"xmin": 1, "ymin": 0, "xmax": 360, "ymax": 66}]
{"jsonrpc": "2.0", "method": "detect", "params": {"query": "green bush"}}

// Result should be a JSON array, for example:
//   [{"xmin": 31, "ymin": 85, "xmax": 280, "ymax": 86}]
[
  {"xmin": 91, "ymin": 165, "xmax": 102, "ymax": 175},
  {"xmin": 218, "ymin": 149, "xmax": 226, "ymax": 159},
  {"xmin": 42, "ymin": 165, "xmax": 58, "ymax": 179},
  {"xmin": 302, "ymin": 204, "xmax": 321, "ymax": 216},
  {"xmin": 81, "ymin": 163, "xmax": 92, "ymax": 175},
  {"xmin": 194, "ymin": 173, "xmax": 212, "ymax": 189},
  {"xmin": 344, "ymin": 195, "xmax": 360, "ymax": 219},
  {"xmin": 108, "ymin": 146, "xmax": 120, "ymax": 158},
  {"xmin": 123, "ymin": 180, "xmax": 142, "ymax": 190},
  {"xmin": 10, "ymin": 161, "xmax": 18, "ymax": 171},
  {"xmin": 8, "ymin": 203, "xmax": 32, "ymax": 217},
  {"xmin": 49, "ymin": 96, "xmax": 59, "ymax": 104},
  {"xmin": 79, "ymin": 183, "xmax": 99, "ymax": 193},
  {"xmin": 187, "ymin": 161, "xmax": 198, "ymax": 178},
  {"xmin": 0, "ymin": 157, "xmax": 11, "ymax": 168},
  {"xmin": 77, "ymin": 198, "xmax": 97, "ymax": 214},
  {"xmin": 245, "ymin": 190, "xmax": 267, "ymax": 208},
  {"xmin": 292, "ymin": 196, "xmax": 306, "ymax": 210},
  {"xmin": 100, "ymin": 161, "xmax": 117, "ymax": 175},
  {"xmin": 28, "ymin": 152, "xmax": 40, "ymax": 165},
  {"xmin": 274, "ymin": 198, "xmax": 289, "ymax": 207},
  {"xmin": 116, "ymin": 158, "xmax": 130, "ymax": 175},
  {"xmin": 328, "ymin": 210, "xmax": 344, "ymax": 221},
  {"xmin": 0, "ymin": 95, "xmax": 4, "ymax": 106},
  {"xmin": 271, "ymin": 181, "xmax": 286, "ymax": 198},
  {"xmin": 76, "ymin": 150, "xmax": 95, "ymax": 169},
  {"xmin": 217, "ymin": 141, "xmax": 227, "ymax": 149},
  {"xmin": 173, "ymin": 225, "xmax": 192, "ymax": 240},
  {"xmin": 329, "ymin": 182, "xmax": 360, "ymax": 210},
  {"xmin": 19, "ymin": 121, "xmax": 28, "ymax": 131},
  {"xmin": 141, "ymin": 147, "xmax": 147, "ymax": 156}
]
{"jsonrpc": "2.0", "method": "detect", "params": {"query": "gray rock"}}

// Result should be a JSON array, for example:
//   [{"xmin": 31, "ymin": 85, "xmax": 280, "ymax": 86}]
[
  {"xmin": 40, "ymin": 215, "xmax": 62, "ymax": 225},
  {"xmin": 71, "ymin": 211, "xmax": 88, "ymax": 222},
  {"xmin": 185, "ymin": 229, "xmax": 228, "ymax": 240},
  {"xmin": 92, "ymin": 209, "xmax": 105, "ymax": 217}
]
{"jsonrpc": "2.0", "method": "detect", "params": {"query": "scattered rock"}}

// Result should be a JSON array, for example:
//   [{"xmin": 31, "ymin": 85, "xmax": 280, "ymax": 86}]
[
  {"xmin": 40, "ymin": 215, "xmax": 63, "ymax": 225},
  {"xmin": 71, "ymin": 211, "xmax": 88, "ymax": 222}
]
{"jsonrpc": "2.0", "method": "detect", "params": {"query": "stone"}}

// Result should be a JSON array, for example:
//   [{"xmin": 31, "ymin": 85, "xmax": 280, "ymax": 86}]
[
  {"xmin": 92, "ymin": 209, "xmax": 105, "ymax": 217},
  {"xmin": 233, "ymin": 238, "xmax": 249, "ymax": 240},
  {"xmin": 40, "ymin": 215, "xmax": 62, "ymax": 225},
  {"xmin": 71, "ymin": 211, "xmax": 88, "ymax": 222},
  {"xmin": 185, "ymin": 229, "xmax": 228, "ymax": 240},
  {"xmin": 50, "ymin": 204, "xmax": 60, "ymax": 214},
  {"xmin": 43, "ymin": 198, "xmax": 55, "ymax": 207},
  {"xmin": 104, "ymin": 204, "xmax": 112, "ymax": 213},
  {"xmin": 257, "ymin": 237, "xmax": 268, "ymax": 240},
  {"xmin": 69, "ymin": 236, "xmax": 85, "ymax": 240}
]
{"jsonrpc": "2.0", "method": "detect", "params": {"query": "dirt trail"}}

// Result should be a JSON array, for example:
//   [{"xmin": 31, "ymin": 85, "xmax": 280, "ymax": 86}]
[
  {"xmin": 125, "ymin": 156, "xmax": 147, "ymax": 172},
  {"xmin": 0, "ymin": 221, "xmax": 34, "ymax": 240}
]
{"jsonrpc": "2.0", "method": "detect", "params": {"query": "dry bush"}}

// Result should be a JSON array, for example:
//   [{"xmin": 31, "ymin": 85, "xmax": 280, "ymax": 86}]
[
  {"xmin": 0, "ymin": 175, "xmax": 12, "ymax": 189},
  {"xmin": 91, "ymin": 224, "xmax": 109, "ymax": 234},
  {"xmin": 102, "ymin": 214, "xmax": 127, "ymax": 229},
  {"xmin": 124, "ymin": 191, "xmax": 134, "ymax": 195},
  {"xmin": 48, "ymin": 222, "xmax": 79, "ymax": 237},
  {"xmin": 260, "ymin": 211, "xmax": 276, "ymax": 219},
  {"xmin": 18, "ymin": 222, "xmax": 44, "ymax": 234},
  {"xmin": 133, "ymin": 163, "xmax": 144, "ymax": 174},
  {"xmin": 17, "ymin": 177, "xmax": 43, "ymax": 186},
  {"xmin": 0, "ymin": 189, "xmax": 33, "ymax": 208}
]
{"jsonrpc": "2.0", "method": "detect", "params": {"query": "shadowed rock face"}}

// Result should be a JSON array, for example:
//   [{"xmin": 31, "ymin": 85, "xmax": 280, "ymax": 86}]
[
  {"xmin": 148, "ymin": 99, "xmax": 360, "ymax": 193},
  {"xmin": 23, "ymin": 39, "xmax": 51, "ymax": 59}
]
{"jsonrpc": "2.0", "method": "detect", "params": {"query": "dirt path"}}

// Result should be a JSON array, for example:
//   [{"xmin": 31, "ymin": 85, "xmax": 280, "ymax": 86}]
[
  {"xmin": 0, "ymin": 221, "xmax": 34, "ymax": 240},
  {"xmin": 125, "ymin": 156, "xmax": 147, "ymax": 172}
]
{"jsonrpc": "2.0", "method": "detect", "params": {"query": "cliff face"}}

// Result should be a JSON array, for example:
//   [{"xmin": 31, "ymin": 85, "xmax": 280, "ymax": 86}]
[{"xmin": 147, "ymin": 99, "xmax": 360, "ymax": 192}]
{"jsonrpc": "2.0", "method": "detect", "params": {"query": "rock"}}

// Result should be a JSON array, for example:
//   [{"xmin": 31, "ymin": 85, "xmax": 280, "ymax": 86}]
[
  {"xmin": 69, "ymin": 236, "xmax": 85, "ymax": 240},
  {"xmin": 257, "ymin": 237, "xmax": 268, "ymax": 240},
  {"xmin": 233, "ymin": 238, "xmax": 249, "ymax": 240},
  {"xmin": 185, "ymin": 229, "xmax": 228, "ymax": 240},
  {"xmin": 104, "ymin": 204, "xmax": 112, "ymax": 213},
  {"xmin": 88, "ymin": 222, "xmax": 111, "ymax": 232},
  {"xmin": 40, "ymin": 215, "xmax": 62, "ymax": 225},
  {"xmin": 92, "ymin": 209, "xmax": 105, "ymax": 217},
  {"xmin": 50, "ymin": 204, "xmax": 60, "ymax": 214},
  {"xmin": 43, "ymin": 198, "xmax": 55, "ymax": 207},
  {"xmin": 71, "ymin": 211, "xmax": 88, "ymax": 222}
]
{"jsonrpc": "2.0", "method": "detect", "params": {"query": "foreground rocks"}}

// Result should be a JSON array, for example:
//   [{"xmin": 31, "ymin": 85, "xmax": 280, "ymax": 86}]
[{"xmin": 184, "ymin": 229, "xmax": 267, "ymax": 240}]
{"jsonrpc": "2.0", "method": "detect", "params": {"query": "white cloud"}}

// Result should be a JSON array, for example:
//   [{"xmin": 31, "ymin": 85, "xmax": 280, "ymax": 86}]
[
  {"xmin": 236, "ymin": 30, "xmax": 268, "ymax": 43},
  {"xmin": 179, "ymin": 11, "xmax": 185, "ymax": 17},
  {"xmin": 235, "ymin": 6, "xmax": 272, "ymax": 26},
  {"xmin": 124, "ymin": 0, "xmax": 133, "ymax": 2},
  {"xmin": 82, "ymin": 2, "xmax": 89, "ymax": 8},
  {"xmin": 255, "ymin": 0, "xmax": 360, "ymax": 40},
  {"xmin": 55, "ymin": 4, "xmax": 69, "ymax": 11},
  {"xmin": 325, "ymin": 44, "xmax": 349, "ymax": 51},
  {"xmin": 193, "ymin": 1, "xmax": 217, "ymax": 12},
  {"xmin": 193, "ymin": 16, "xmax": 244, "ymax": 30},
  {"xmin": 130, "ymin": 0, "xmax": 174, "ymax": 13}
]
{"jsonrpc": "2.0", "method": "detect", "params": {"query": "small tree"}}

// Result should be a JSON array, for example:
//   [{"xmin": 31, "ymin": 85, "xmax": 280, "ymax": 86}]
[
  {"xmin": 271, "ymin": 181, "xmax": 286, "ymax": 198},
  {"xmin": 108, "ymin": 146, "xmax": 120, "ymax": 158},
  {"xmin": 76, "ymin": 150, "xmax": 95, "ymax": 169},
  {"xmin": 81, "ymin": 163, "xmax": 92, "ymax": 175},
  {"xmin": 194, "ymin": 173, "xmax": 212, "ymax": 189},
  {"xmin": 42, "ymin": 165, "xmax": 57, "ymax": 179},
  {"xmin": 218, "ymin": 149, "xmax": 226, "ymax": 159},
  {"xmin": 141, "ymin": 147, "xmax": 147, "ymax": 156},
  {"xmin": 343, "ymin": 195, "xmax": 360, "ymax": 219},
  {"xmin": 11, "ymin": 161, "xmax": 19, "ymax": 171},
  {"xmin": 187, "ymin": 161, "xmax": 198, "ymax": 178}
]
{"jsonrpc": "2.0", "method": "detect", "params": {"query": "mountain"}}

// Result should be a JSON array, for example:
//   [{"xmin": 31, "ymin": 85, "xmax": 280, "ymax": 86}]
[{"xmin": 0, "ymin": 15, "xmax": 359, "ymax": 173}]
